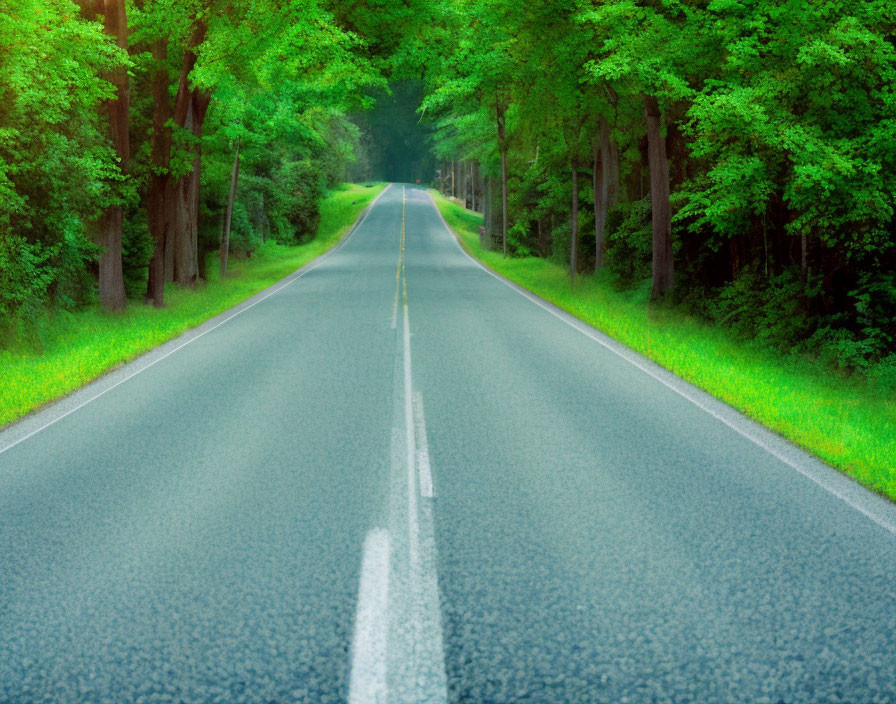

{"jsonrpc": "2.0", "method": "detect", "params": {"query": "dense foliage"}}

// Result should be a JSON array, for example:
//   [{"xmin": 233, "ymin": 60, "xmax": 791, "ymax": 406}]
[
  {"xmin": 418, "ymin": 0, "xmax": 896, "ymax": 376},
  {"xmin": 0, "ymin": 0, "xmax": 381, "ymax": 336},
  {"xmin": 0, "ymin": 0, "xmax": 121, "ymax": 327},
  {"xmin": 1, "ymin": 0, "xmax": 893, "ymax": 379}
]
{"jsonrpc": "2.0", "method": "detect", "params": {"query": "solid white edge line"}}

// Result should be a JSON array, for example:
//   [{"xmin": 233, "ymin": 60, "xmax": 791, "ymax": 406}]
[
  {"xmin": 0, "ymin": 184, "xmax": 394, "ymax": 458},
  {"xmin": 426, "ymin": 191, "xmax": 896, "ymax": 538},
  {"xmin": 349, "ymin": 527, "xmax": 391, "ymax": 704}
]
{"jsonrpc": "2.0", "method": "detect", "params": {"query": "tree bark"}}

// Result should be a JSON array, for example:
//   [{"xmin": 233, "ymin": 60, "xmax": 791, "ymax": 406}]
[
  {"xmin": 458, "ymin": 160, "xmax": 465, "ymax": 205},
  {"xmin": 144, "ymin": 22, "xmax": 206, "ymax": 305},
  {"xmin": 469, "ymin": 161, "xmax": 473, "ymax": 209},
  {"xmin": 171, "ymin": 89, "xmax": 210, "ymax": 285},
  {"xmin": 171, "ymin": 98, "xmax": 195, "ymax": 285},
  {"xmin": 220, "ymin": 137, "xmax": 241, "ymax": 279},
  {"xmin": 467, "ymin": 160, "xmax": 472, "ymax": 208},
  {"xmin": 570, "ymin": 160, "xmax": 579, "ymax": 281},
  {"xmin": 593, "ymin": 142, "xmax": 604, "ymax": 271},
  {"xmin": 594, "ymin": 114, "xmax": 619, "ymax": 272},
  {"xmin": 96, "ymin": 0, "xmax": 129, "ymax": 311},
  {"xmin": 145, "ymin": 40, "xmax": 171, "ymax": 307},
  {"xmin": 481, "ymin": 176, "xmax": 491, "ymax": 248},
  {"xmin": 191, "ymin": 91, "xmax": 210, "ymax": 262},
  {"xmin": 76, "ymin": 0, "xmax": 128, "ymax": 310},
  {"xmin": 471, "ymin": 161, "xmax": 478, "ymax": 212},
  {"xmin": 496, "ymin": 102, "xmax": 509, "ymax": 258},
  {"xmin": 167, "ymin": 27, "xmax": 206, "ymax": 284},
  {"xmin": 644, "ymin": 94, "xmax": 674, "ymax": 301}
]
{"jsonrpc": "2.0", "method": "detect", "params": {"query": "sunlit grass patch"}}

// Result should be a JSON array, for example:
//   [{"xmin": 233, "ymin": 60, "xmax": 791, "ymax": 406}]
[
  {"xmin": 0, "ymin": 182, "xmax": 386, "ymax": 429},
  {"xmin": 432, "ymin": 191, "xmax": 896, "ymax": 503}
]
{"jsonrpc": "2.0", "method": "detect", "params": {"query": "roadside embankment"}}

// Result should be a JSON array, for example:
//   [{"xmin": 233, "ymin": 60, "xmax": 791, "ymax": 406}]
[
  {"xmin": 432, "ymin": 190, "xmax": 896, "ymax": 503},
  {"xmin": 0, "ymin": 183, "xmax": 387, "ymax": 429}
]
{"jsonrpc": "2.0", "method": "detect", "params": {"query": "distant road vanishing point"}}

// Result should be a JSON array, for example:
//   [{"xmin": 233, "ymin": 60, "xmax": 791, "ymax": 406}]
[{"xmin": 2, "ymin": 184, "xmax": 895, "ymax": 703}]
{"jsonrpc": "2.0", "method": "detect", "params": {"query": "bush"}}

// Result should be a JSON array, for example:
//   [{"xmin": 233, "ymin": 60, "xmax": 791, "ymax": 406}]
[
  {"xmin": 850, "ymin": 271, "xmax": 896, "ymax": 363},
  {"xmin": 810, "ymin": 327, "xmax": 878, "ymax": 372},
  {"xmin": 227, "ymin": 202, "xmax": 261, "ymax": 255},
  {"xmin": 122, "ymin": 213, "xmax": 154, "ymax": 299},
  {"xmin": 604, "ymin": 198, "xmax": 652, "ymax": 286},
  {"xmin": 868, "ymin": 355, "xmax": 896, "ymax": 395},
  {"xmin": 270, "ymin": 159, "xmax": 323, "ymax": 242},
  {"xmin": 0, "ymin": 222, "xmax": 98, "ymax": 349},
  {"xmin": 507, "ymin": 222, "xmax": 533, "ymax": 257},
  {"xmin": 0, "ymin": 235, "xmax": 55, "ymax": 323},
  {"xmin": 710, "ymin": 269, "xmax": 816, "ymax": 350},
  {"xmin": 549, "ymin": 220, "xmax": 571, "ymax": 268}
]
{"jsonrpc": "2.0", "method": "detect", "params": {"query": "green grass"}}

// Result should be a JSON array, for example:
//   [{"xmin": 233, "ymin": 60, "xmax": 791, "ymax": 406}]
[
  {"xmin": 432, "ymin": 190, "xmax": 896, "ymax": 502},
  {"xmin": 0, "ymin": 182, "xmax": 386, "ymax": 429}
]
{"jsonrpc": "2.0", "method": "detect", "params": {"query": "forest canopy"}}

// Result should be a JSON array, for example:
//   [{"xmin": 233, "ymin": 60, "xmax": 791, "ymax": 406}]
[
  {"xmin": 0, "ymin": 0, "xmax": 894, "ymax": 380},
  {"xmin": 416, "ymin": 0, "xmax": 896, "ymax": 378},
  {"xmin": 0, "ymin": 0, "xmax": 386, "ymax": 325}
]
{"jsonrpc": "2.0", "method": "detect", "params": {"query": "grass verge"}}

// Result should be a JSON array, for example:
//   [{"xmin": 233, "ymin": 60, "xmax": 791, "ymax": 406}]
[
  {"xmin": 0, "ymin": 182, "xmax": 387, "ymax": 429},
  {"xmin": 432, "ymin": 190, "xmax": 896, "ymax": 502}
]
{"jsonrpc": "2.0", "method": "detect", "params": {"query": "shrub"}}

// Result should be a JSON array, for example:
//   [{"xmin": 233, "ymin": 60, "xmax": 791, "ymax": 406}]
[
  {"xmin": 270, "ymin": 159, "xmax": 323, "ymax": 242},
  {"xmin": 603, "ymin": 198, "xmax": 652, "ymax": 286},
  {"xmin": 710, "ymin": 269, "xmax": 817, "ymax": 350}
]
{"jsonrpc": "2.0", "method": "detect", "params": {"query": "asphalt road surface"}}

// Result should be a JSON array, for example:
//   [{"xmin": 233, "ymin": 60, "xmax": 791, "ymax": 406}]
[{"xmin": 2, "ymin": 184, "xmax": 895, "ymax": 703}]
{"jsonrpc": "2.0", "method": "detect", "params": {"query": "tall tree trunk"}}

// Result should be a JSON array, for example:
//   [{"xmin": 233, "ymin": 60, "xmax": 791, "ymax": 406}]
[
  {"xmin": 481, "ymin": 176, "xmax": 491, "ymax": 248},
  {"xmin": 644, "ymin": 94, "xmax": 674, "ymax": 301},
  {"xmin": 594, "ymin": 114, "xmax": 619, "ymax": 272},
  {"xmin": 496, "ymin": 102, "xmax": 509, "ymax": 258},
  {"xmin": 593, "ymin": 142, "xmax": 605, "ymax": 271},
  {"xmin": 477, "ymin": 162, "xmax": 483, "ymax": 212},
  {"xmin": 172, "ymin": 89, "xmax": 210, "ymax": 285},
  {"xmin": 486, "ymin": 175, "xmax": 497, "ymax": 249},
  {"xmin": 145, "ymin": 40, "xmax": 171, "ymax": 307},
  {"xmin": 220, "ymin": 137, "xmax": 241, "ymax": 279},
  {"xmin": 171, "ymin": 98, "xmax": 195, "ymax": 285},
  {"xmin": 191, "ymin": 90, "xmax": 210, "ymax": 268},
  {"xmin": 608, "ymin": 130, "xmax": 620, "ymax": 204},
  {"xmin": 570, "ymin": 160, "xmax": 579, "ymax": 281},
  {"xmin": 94, "ymin": 0, "xmax": 129, "ymax": 311},
  {"xmin": 458, "ymin": 161, "xmax": 465, "ymax": 204},
  {"xmin": 471, "ymin": 161, "xmax": 476, "ymax": 210},
  {"xmin": 471, "ymin": 161, "xmax": 478, "ymax": 212},
  {"xmin": 167, "ymin": 29, "xmax": 205, "ymax": 284},
  {"xmin": 473, "ymin": 162, "xmax": 478, "ymax": 211},
  {"xmin": 666, "ymin": 115, "xmax": 688, "ymax": 191},
  {"xmin": 145, "ymin": 22, "xmax": 206, "ymax": 304}
]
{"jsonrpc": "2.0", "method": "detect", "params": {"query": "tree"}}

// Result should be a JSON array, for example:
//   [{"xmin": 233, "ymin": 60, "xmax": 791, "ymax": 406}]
[
  {"xmin": 77, "ymin": 0, "xmax": 131, "ymax": 311},
  {"xmin": 420, "ymin": 0, "xmax": 518, "ymax": 255},
  {"xmin": 0, "ymin": 0, "xmax": 123, "ymax": 321}
]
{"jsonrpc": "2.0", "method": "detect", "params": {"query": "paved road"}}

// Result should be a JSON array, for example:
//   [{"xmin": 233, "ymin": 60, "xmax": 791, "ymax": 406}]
[{"xmin": 2, "ymin": 184, "xmax": 895, "ymax": 703}]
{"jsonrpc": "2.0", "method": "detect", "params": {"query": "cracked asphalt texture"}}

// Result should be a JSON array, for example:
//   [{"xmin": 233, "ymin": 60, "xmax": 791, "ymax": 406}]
[{"xmin": 2, "ymin": 184, "xmax": 895, "ymax": 702}]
